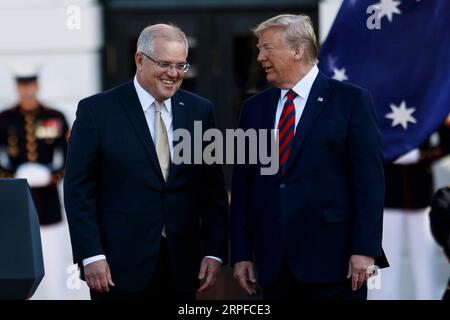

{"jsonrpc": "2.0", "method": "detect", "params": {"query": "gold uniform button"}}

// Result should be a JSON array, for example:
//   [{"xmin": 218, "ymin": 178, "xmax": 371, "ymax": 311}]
[
  {"xmin": 8, "ymin": 136, "xmax": 18, "ymax": 145},
  {"xmin": 28, "ymin": 153, "xmax": 38, "ymax": 162},
  {"xmin": 26, "ymin": 133, "xmax": 36, "ymax": 141},
  {"xmin": 24, "ymin": 114, "xmax": 34, "ymax": 121},
  {"xmin": 26, "ymin": 144, "xmax": 37, "ymax": 152},
  {"xmin": 8, "ymin": 146, "xmax": 19, "ymax": 157}
]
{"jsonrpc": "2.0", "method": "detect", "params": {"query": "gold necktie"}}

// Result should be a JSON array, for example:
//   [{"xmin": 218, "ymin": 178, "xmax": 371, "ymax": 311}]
[
  {"xmin": 154, "ymin": 100, "xmax": 170, "ymax": 182},
  {"xmin": 154, "ymin": 100, "xmax": 170, "ymax": 238}
]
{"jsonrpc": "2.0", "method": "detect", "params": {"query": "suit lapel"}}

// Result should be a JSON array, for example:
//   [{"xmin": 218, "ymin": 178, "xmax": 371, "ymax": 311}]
[
  {"xmin": 263, "ymin": 88, "xmax": 282, "ymax": 131},
  {"xmin": 166, "ymin": 91, "xmax": 190, "ymax": 185},
  {"xmin": 258, "ymin": 88, "xmax": 283, "ymax": 178},
  {"xmin": 119, "ymin": 81, "xmax": 165, "ymax": 182},
  {"xmin": 283, "ymin": 72, "xmax": 330, "ymax": 175}
]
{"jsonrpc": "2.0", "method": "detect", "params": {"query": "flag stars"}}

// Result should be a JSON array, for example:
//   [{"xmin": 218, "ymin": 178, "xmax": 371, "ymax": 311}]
[
  {"xmin": 332, "ymin": 67, "xmax": 348, "ymax": 81},
  {"xmin": 375, "ymin": 0, "xmax": 402, "ymax": 22},
  {"xmin": 385, "ymin": 100, "xmax": 417, "ymax": 130},
  {"xmin": 326, "ymin": 54, "xmax": 338, "ymax": 72}
]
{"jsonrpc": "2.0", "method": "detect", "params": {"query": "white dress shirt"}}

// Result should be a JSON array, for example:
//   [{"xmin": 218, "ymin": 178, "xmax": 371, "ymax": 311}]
[
  {"xmin": 274, "ymin": 64, "xmax": 319, "ymax": 136},
  {"xmin": 134, "ymin": 76, "xmax": 174, "ymax": 160},
  {"xmin": 82, "ymin": 76, "xmax": 221, "ymax": 267}
]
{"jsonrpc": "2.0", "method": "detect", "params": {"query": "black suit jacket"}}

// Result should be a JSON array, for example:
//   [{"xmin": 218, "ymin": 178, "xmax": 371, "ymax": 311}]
[{"xmin": 64, "ymin": 81, "xmax": 228, "ymax": 292}]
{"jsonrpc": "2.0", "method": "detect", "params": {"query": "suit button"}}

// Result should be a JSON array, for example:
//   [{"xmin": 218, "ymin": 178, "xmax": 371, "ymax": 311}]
[{"xmin": 280, "ymin": 183, "xmax": 286, "ymax": 189}]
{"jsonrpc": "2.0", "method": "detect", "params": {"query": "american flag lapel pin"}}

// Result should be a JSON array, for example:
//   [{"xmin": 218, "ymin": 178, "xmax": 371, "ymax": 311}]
[
  {"xmin": 179, "ymin": 102, "xmax": 184, "ymax": 106},
  {"xmin": 317, "ymin": 96, "xmax": 323, "ymax": 102}
]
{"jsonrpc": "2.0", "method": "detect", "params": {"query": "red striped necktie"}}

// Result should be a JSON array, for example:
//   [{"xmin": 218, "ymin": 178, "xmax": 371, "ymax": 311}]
[{"xmin": 278, "ymin": 89, "xmax": 297, "ymax": 176}]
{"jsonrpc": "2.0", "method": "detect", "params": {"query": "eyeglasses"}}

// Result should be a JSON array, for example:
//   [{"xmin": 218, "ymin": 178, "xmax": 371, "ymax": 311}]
[{"xmin": 140, "ymin": 52, "xmax": 190, "ymax": 73}]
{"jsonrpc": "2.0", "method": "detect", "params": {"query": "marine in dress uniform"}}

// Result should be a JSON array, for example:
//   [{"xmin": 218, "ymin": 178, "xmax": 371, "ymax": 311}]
[
  {"xmin": 369, "ymin": 122, "xmax": 450, "ymax": 300},
  {"xmin": 0, "ymin": 68, "xmax": 69, "ymax": 226}
]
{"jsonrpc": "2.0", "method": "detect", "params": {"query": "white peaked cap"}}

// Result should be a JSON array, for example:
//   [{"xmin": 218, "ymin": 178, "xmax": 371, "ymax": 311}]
[{"xmin": 12, "ymin": 62, "xmax": 41, "ymax": 81}]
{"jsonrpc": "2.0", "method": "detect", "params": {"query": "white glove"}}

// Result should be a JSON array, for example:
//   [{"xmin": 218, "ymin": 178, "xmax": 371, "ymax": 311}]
[
  {"xmin": 393, "ymin": 148, "xmax": 420, "ymax": 165},
  {"xmin": 15, "ymin": 163, "xmax": 52, "ymax": 187}
]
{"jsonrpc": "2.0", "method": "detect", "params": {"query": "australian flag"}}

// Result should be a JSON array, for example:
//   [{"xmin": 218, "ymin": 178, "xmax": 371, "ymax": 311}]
[{"xmin": 318, "ymin": 0, "xmax": 450, "ymax": 162}]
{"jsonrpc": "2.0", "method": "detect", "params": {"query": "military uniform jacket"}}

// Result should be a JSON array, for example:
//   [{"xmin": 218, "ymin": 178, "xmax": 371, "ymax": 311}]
[{"xmin": 0, "ymin": 104, "xmax": 69, "ymax": 225}]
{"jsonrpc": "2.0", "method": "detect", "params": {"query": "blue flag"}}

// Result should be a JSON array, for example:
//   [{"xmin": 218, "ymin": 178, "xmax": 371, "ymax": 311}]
[{"xmin": 318, "ymin": 0, "xmax": 450, "ymax": 162}]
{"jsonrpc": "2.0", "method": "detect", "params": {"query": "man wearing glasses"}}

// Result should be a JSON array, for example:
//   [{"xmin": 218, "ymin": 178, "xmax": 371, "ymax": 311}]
[{"xmin": 64, "ymin": 24, "xmax": 228, "ymax": 300}]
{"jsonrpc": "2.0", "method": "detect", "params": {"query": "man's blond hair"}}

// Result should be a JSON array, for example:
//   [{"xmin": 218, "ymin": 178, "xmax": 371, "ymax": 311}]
[{"xmin": 254, "ymin": 14, "xmax": 318, "ymax": 66}]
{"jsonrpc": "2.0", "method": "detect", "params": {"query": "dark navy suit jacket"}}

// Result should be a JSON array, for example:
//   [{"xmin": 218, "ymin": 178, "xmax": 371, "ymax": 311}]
[
  {"xmin": 64, "ymin": 81, "xmax": 228, "ymax": 292},
  {"xmin": 230, "ymin": 72, "xmax": 386, "ymax": 285}
]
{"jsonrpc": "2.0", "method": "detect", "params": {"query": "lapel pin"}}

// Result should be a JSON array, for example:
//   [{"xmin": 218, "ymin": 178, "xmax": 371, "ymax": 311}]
[
  {"xmin": 179, "ymin": 102, "xmax": 184, "ymax": 106},
  {"xmin": 317, "ymin": 96, "xmax": 323, "ymax": 102}
]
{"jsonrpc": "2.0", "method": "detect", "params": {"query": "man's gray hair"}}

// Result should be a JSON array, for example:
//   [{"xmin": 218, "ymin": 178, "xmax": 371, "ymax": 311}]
[
  {"xmin": 254, "ymin": 14, "xmax": 318, "ymax": 66},
  {"xmin": 137, "ymin": 23, "xmax": 189, "ymax": 56}
]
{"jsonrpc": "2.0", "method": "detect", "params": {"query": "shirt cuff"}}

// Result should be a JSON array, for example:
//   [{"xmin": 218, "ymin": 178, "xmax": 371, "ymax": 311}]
[
  {"xmin": 205, "ymin": 256, "xmax": 223, "ymax": 264},
  {"xmin": 82, "ymin": 254, "xmax": 106, "ymax": 267}
]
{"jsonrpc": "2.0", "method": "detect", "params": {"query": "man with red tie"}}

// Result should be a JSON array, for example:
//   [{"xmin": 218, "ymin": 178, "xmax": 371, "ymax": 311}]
[{"xmin": 230, "ymin": 14, "xmax": 387, "ymax": 300}]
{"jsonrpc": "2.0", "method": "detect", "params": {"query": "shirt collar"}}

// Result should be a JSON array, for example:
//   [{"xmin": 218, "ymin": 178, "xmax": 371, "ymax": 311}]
[
  {"xmin": 280, "ymin": 64, "xmax": 319, "ymax": 100},
  {"xmin": 133, "ymin": 75, "xmax": 172, "ymax": 113}
]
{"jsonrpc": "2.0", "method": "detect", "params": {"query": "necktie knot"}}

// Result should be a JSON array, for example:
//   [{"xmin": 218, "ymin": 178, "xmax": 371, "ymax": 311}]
[
  {"xmin": 154, "ymin": 100, "xmax": 164, "ymax": 113},
  {"xmin": 286, "ymin": 89, "xmax": 297, "ymax": 101}
]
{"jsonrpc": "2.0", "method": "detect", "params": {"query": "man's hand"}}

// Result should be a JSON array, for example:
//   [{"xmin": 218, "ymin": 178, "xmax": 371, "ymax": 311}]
[
  {"xmin": 50, "ymin": 173, "xmax": 63, "ymax": 185},
  {"xmin": 84, "ymin": 260, "xmax": 115, "ymax": 293},
  {"xmin": 198, "ymin": 257, "xmax": 222, "ymax": 294},
  {"xmin": 347, "ymin": 255, "xmax": 375, "ymax": 291},
  {"xmin": 233, "ymin": 261, "xmax": 257, "ymax": 295}
]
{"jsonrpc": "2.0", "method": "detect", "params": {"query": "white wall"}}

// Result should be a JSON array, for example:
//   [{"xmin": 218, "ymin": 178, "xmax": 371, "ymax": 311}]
[{"xmin": 0, "ymin": 0, "xmax": 103, "ymax": 127}]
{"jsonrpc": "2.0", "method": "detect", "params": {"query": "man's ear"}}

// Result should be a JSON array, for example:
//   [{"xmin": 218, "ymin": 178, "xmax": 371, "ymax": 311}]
[
  {"xmin": 135, "ymin": 52, "xmax": 143, "ymax": 70},
  {"xmin": 294, "ymin": 46, "xmax": 304, "ymax": 62}
]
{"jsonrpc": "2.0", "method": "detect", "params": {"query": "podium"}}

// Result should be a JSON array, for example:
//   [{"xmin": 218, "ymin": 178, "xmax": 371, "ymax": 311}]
[{"xmin": 0, "ymin": 179, "xmax": 44, "ymax": 299}]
